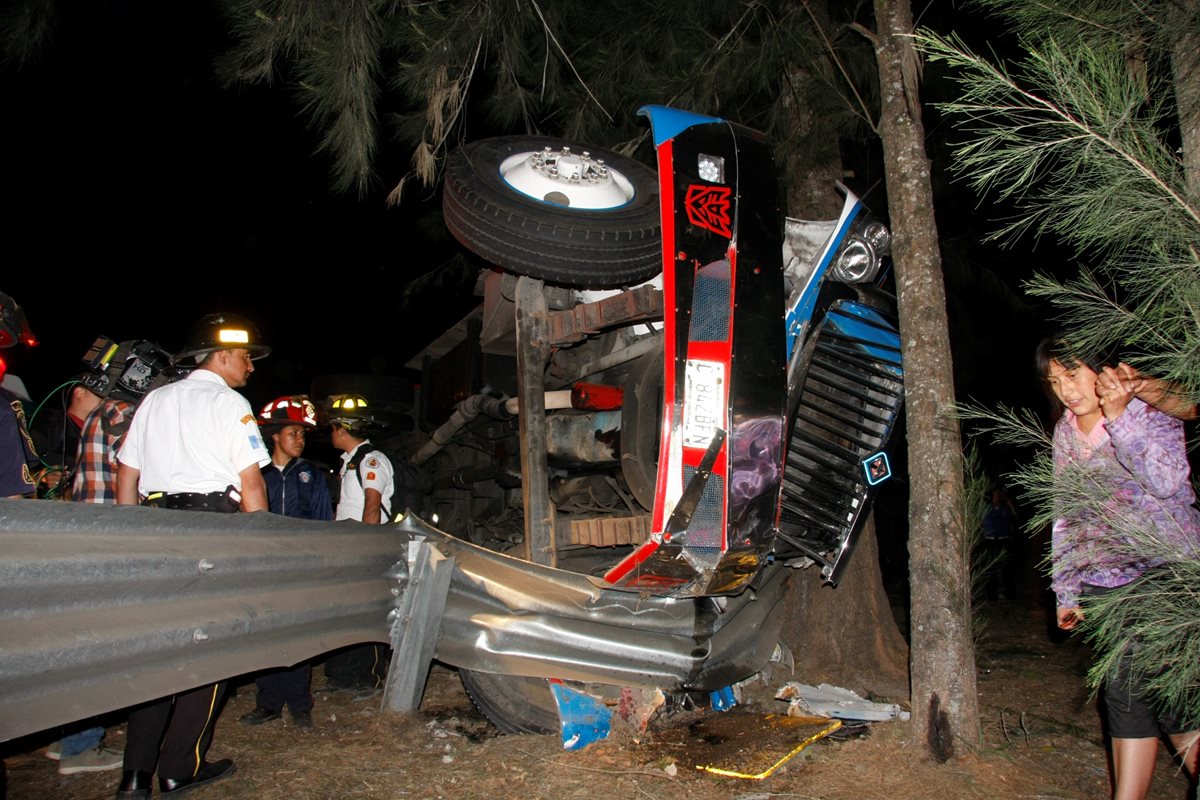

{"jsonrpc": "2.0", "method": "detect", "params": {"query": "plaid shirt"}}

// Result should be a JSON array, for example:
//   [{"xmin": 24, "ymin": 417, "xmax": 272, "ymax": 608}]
[{"xmin": 71, "ymin": 399, "xmax": 134, "ymax": 504}]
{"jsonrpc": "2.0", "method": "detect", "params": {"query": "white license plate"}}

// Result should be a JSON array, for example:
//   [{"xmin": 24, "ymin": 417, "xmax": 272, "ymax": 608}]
[{"xmin": 683, "ymin": 359, "xmax": 725, "ymax": 448}]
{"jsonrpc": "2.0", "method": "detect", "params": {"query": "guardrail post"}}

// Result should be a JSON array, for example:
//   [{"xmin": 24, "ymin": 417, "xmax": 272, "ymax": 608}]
[{"xmin": 381, "ymin": 539, "xmax": 455, "ymax": 713}]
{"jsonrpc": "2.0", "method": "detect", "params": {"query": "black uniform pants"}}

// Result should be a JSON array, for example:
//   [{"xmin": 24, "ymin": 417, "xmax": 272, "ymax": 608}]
[
  {"xmin": 122, "ymin": 682, "xmax": 227, "ymax": 780},
  {"xmin": 125, "ymin": 496, "xmax": 237, "ymax": 779},
  {"xmin": 324, "ymin": 643, "xmax": 389, "ymax": 691},
  {"xmin": 255, "ymin": 662, "xmax": 313, "ymax": 714}
]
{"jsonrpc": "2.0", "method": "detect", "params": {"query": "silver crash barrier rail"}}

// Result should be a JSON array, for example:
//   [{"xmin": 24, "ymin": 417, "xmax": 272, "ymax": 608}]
[{"xmin": 0, "ymin": 500, "xmax": 788, "ymax": 744}]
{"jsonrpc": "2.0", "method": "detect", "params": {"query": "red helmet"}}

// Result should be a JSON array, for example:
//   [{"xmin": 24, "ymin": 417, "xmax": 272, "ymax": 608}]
[{"xmin": 258, "ymin": 395, "xmax": 318, "ymax": 429}]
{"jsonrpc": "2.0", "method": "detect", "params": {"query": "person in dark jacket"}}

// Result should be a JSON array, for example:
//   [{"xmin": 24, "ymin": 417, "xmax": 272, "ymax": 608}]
[
  {"xmin": 259, "ymin": 395, "xmax": 334, "ymax": 523},
  {"xmin": 239, "ymin": 395, "xmax": 332, "ymax": 731}
]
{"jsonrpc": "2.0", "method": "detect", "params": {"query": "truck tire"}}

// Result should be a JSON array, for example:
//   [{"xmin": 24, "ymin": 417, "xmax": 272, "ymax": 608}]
[
  {"xmin": 458, "ymin": 669, "xmax": 559, "ymax": 735},
  {"xmin": 442, "ymin": 135, "xmax": 662, "ymax": 289}
]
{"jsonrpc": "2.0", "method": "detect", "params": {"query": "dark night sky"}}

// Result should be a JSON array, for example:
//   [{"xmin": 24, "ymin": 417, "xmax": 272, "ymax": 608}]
[{"xmin": 3, "ymin": 1, "xmax": 471, "ymax": 414}]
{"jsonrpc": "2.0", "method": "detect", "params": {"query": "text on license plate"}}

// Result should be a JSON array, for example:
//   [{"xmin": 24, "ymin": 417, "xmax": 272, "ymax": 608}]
[{"xmin": 683, "ymin": 359, "xmax": 725, "ymax": 449}]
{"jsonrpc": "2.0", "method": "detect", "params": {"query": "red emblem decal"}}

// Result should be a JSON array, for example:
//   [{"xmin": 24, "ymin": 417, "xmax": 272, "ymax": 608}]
[{"xmin": 684, "ymin": 185, "xmax": 732, "ymax": 238}]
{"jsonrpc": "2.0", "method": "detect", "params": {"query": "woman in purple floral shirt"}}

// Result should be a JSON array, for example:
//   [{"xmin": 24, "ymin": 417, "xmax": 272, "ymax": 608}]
[{"xmin": 1038, "ymin": 336, "xmax": 1198, "ymax": 799}]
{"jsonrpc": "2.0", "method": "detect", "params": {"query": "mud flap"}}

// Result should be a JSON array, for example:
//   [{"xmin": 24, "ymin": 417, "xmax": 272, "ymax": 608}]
[
  {"xmin": 550, "ymin": 680, "xmax": 613, "ymax": 751},
  {"xmin": 603, "ymin": 104, "xmax": 785, "ymax": 598}
]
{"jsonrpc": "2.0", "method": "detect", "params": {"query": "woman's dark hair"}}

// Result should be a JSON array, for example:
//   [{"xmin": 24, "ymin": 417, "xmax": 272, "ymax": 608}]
[
  {"xmin": 1035, "ymin": 334, "xmax": 1119, "ymax": 376},
  {"xmin": 1034, "ymin": 333, "xmax": 1121, "ymax": 422}
]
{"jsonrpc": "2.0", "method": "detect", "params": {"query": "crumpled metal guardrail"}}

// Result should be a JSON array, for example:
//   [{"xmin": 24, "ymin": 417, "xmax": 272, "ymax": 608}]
[
  {"xmin": 0, "ymin": 500, "xmax": 407, "ymax": 743},
  {"xmin": 0, "ymin": 500, "xmax": 788, "ymax": 745}
]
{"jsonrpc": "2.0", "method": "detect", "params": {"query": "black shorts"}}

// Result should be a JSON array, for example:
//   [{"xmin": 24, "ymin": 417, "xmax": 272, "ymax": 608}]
[
  {"xmin": 1104, "ymin": 643, "xmax": 1190, "ymax": 739},
  {"xmin": 1082, "ymin": 581, "xmax": 1190, "ymax": 739}
]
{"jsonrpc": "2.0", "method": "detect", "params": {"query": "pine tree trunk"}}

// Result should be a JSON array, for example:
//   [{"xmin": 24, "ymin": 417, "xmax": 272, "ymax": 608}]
[
  {"xmin": 780, "ymin": 515, "xmax": 910, "ymax": 698},
  {"xmin": 871, "ymin": 0, "xmax": 979, "ymax": 760},
  {"xmin": 1171, "ymin": 0, "xmax": 1200, "ymax": 193}
]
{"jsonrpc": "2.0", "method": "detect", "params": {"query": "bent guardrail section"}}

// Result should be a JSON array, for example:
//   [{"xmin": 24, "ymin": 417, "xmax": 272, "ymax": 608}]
[
  {"xmin": 0, "ymin": 500, "xmax": 407, "ymax": 743},
  {"xmin": 411, "ymin": 511, "xmax": 789, "ymax": 690},
  {"xmin": 1, "ymin": 502, "xmax": 789, "ymax": 745}
]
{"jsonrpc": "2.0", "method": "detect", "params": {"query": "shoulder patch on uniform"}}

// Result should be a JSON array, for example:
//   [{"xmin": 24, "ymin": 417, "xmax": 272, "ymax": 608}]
[
  {"xmin": 249, "ymin": 435, "xmax": 263, "ymax": 451},
  {"xmin": 241, "ymin": 414, "xmax": 255, "ymax": 425},
  {"xmin": 365, "ymin": 471, "xmax": 377, "ymax": 481},
  {"xmin": 299, "ymin": 472, "xmax": 311, "ymax": 483},
  {"xmin": 366, "ymin": 457, "xmax": 379, "ymax": 468}
]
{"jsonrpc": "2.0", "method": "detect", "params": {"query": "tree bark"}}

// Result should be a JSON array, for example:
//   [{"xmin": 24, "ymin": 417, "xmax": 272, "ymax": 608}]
[
  {"xmin": 871, "ymin": 0, "xmax": 979, "ymax": 761},
  {"xmin": 780, "ymin": 514, "xmax": 910, "ymax": 699},
  {"xmin": 1170, "ymin": 0, "xmax": 1200, "ymax": 194}
]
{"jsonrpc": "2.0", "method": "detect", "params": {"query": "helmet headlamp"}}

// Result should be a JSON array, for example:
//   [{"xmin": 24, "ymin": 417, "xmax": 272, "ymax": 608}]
[{"xmin": 173, "ymin": 313, "xmax": 270, "ymax": 364}]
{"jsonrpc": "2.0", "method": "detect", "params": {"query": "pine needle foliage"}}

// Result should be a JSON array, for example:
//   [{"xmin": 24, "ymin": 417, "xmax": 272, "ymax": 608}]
[
  {"xmin": 1082, "ymin": 561, "xmax": 1200, "ymax": 729},
  {"xmin": 215, "ymin": 0, "xmax": 881, "ymax": 205},
  {"xmin": 0, "ymin": 0, "xmax": 58, "ymax": 70},
  {"xmin": 217, "ymin": 0, "xmax": 389, "ymax": 197},
  {"xmin": 961, "ymin": 444, "xmax": 999, "ymax": 646},
  {"xmin": 917, "ymin": 31, "xmax": 1200, "ymax": 397},
  {"xmin": 971, "ymin": 0, "xmax": 1200, "ymax": 129},
  {"xmin": 923, "ymin": 19, "xmax": 1200, "ymax": 729}
]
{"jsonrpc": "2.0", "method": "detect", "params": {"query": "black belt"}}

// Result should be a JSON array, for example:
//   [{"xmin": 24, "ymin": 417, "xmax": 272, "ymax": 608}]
[{"xmin": 143, "ymin": 486, "xmax": 242, "ymax": 513}]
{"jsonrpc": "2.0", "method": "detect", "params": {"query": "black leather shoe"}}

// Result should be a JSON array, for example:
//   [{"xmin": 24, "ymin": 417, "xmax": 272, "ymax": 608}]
[
  {"xmin": 158, "ymin": 759, "xmax": 236, "ymax": 795},
  {"xmin": 239, "ymin": 706, "xmax": 282, "ymax": 725},
  {"xmin": 114, "ymin": 770, "xmax": 153, "ymax": 800}
]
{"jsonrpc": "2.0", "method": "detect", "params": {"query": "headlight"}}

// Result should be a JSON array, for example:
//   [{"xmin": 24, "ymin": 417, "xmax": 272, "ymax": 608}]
[
  {"xmin": 829, "ymin": 215, "xmax": 890, "ymax": 283},
  {"xmin": 862, "ymin": 220, "xmax": 890, "ymax": 257},
  {"xmin": 830, "ymin": 240, "xmax": 877, "ymax": 282}
]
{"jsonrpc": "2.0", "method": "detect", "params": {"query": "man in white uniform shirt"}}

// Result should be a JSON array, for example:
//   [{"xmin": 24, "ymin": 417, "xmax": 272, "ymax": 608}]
[
  {"xmin": 322, "ymin": 393, "xmax": 394, "ymax": 697},
  {"xmin": 112, "ymin": 312, "xmax": 271, "ymax": 800},
  {"xmin": 328, "ymin": 393, "xmax": 394, "ymax": 524}
]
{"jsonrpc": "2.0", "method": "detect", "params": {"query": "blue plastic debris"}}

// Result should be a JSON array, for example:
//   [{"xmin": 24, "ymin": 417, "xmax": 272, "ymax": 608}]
[
  {"xmin": 710, "ymin": 685, "xmax": 737, "ymax": 712},
  {"xmin": 550, "ymin": 681, "xmax": 613, "ymax": 750}
]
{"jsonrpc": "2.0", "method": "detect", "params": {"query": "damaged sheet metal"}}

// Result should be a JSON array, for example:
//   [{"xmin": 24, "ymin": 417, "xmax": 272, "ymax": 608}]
[
  {"xmin": 776, "ymin": 682, "xmax": 911, "ymax": 722},
  {"xmin": 0, "ymin": 502, "xmax": 790, "ymax": 746},
  {"xmin": 0, "ymin": 500, "xmax": 406, "ymax": 743},
  {"xmin": 550, "ymin": 681, "xmax": 612, "ymax": 750},
  {"xmin": 410, "ymin": 511, "xmax": 789, "ymax": 692}
]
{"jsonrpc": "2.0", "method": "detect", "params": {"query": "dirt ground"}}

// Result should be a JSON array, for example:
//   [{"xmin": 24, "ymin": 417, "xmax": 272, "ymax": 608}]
[{"xmin": 5, "ymin": 583, "xmax": 1198, "ymax": 800}]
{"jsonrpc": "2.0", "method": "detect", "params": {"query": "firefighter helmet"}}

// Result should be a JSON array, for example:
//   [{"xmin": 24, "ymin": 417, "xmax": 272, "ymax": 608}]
[
  {"xmin": 325, "ymin": 393, "xmax": 385, "ymax": 434},
  {"xmin": 259, "ymin": 395, "xmax": 318, "ymax": 430},
  {"xmin": 173, "ymin": 312, "xmax": 270, "ymax": 364}
]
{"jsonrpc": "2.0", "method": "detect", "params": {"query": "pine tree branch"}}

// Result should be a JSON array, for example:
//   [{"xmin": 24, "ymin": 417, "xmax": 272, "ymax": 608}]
[{"xmin": 804, "ymin": 0, "xmax": 879, "ymax": 133}]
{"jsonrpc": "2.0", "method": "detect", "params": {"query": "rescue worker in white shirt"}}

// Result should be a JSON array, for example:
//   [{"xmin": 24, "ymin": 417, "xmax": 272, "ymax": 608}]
[
  {"xmin": 112, "ymin": 312, "xmax": 271, "ymax": 800},
  {"xmin": 329, "ymin": 393, "xmax": 394, "ymax": 524},
  {"xmin": 322, "ymin": 393, "xmax": 393, "ymax": 697}
]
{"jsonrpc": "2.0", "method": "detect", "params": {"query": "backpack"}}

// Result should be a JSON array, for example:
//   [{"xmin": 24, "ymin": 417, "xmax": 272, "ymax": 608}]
[{"xmin": 346, "ymin": 441, "xmax": 433, "ymax": 519}]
